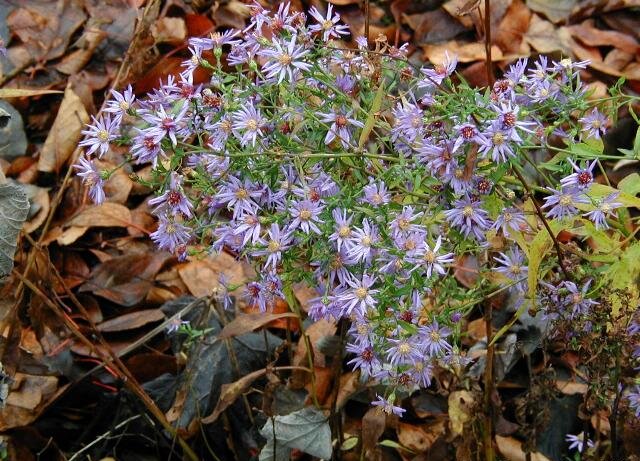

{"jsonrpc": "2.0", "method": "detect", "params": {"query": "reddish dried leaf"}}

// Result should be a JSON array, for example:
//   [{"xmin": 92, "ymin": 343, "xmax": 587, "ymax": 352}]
[
  {"xmin": 362, "ymin": 407, "xmax": 387, "ymax": 455},
  {"xmin": 125, "ymin": 352, "xmax": 178, "ymax": 382},
  {"xmin": 567, "ymin": 21, "xmax": 639, "ymax": 54},
  {"xmin": 495, "ymin": 0, "xmax": 532, "ymax": 54},
  {"xmin": 403, "ymin": 9, "xmax": 469, "ymax": 45},
  {"xmin": 397, "ymin": 420, "xmax": 446, "ymax": 453},
  {"xmin": 244, "ymin": 298, "xmax": 300, "ymax": 331},
  {"xmin": 185, "ymin": 13, "xmax": 215, "ymax": 37}
]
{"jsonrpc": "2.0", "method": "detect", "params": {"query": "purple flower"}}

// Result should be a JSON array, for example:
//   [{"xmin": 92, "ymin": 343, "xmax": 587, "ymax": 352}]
[
  {"xmin": 565, "ymin": 433, "xmax": 594, "ymax": 452},
  {"xmin": 420, "ymin": 51, "xmax": 457, "ymax": 87},
  {"xmin": 347, "ymin": 219, "xmax": 379, "ymax": 264},
  {"xmin": 492, "ymin": 208, "xmax": 528, "ymax": 237},
  {"xmin": 259, "ymin": 35, "xmax": 311, "ymax": 83},
  {"xmin": 479, "ymin": 122, "xmax": 517, "ymax": 163},
  {"xmin": 318, "ymin": 108, "xmax": 363, "ymax": 148},
  {"xmin": 361, "ymin": 179, "xmax": 390, "ymax": 207},
  {"xmin": 234, "ymin": 210, "xmax": 262, "ymax": 246},
  {"xmin": 390, "ymin": 206, "xmax": 424, "ymax": 237},
  {"xmin": 346, "ymin": 343, "xmax": 381, "ymax": 378},
  {"xmin": 288, "ymin": 199, "xmax": 324, "ymax": 234},
  {"xmin": 74, "ymin": 156, "xmax": 105, "ymax": 204},
  {"xmin": 541, "ymin": 187, "xmax": 587, "ymax": 220},
  {"xmin": 166, "ymin": 316, "xmax": 189, "ymax": 334},
  {"xmin": 253, "ymin": 223, "xmax": 293, "ymax": 269},
  {"xmin": 628, "ymin": 385, "xmax": 640, "ymax": 418},
  {"xmin": 79, "ymin": 114, "xmax": 119, "ymax": 158},
  {"xmin": 308, "ymin": 4, "xmax": 350, "ymax": 41},
  {"xmin": 391, "ymin": 100, "xmax": 424, "ymax": 143},
  {"xmin": 141, "ymin": 104, "xmax": 189, "ymax": 147},
  {"xmin": 386, "ymin": 338, "xmax": 423, "ymax": 367},
  {"xmin": 371, "ymin": 395, "xmax": 406, "ymax": 417},
  {"xmin": 131, "ymin": 130, "xmax": 164, "ymax": 166},
  {"xmin": 583, "ymin": 192, "xmax": 622, "ymax": 230},
  {"xmin": 453, "ymin": 120, "xmax": 487, "ymax": 146},
  {"xmin": 189, "ymin": 29, "xmax": 241, "ymax": 50},
  {"xmin": 148, "ymin": 172, "xmax": 193, "ymax": 218},
  {"xmin": 245, "ymin": 281, "xmax": 267, "ymax": 312},
  {"xmin": 561, "ymin": 158, "xmax": 596, "ymax": 191},
  {"xmin": 562, "ymin": 280, "xmax": 598, "ymax": 319},
  {"xmin": 419, "ymin": 321, "xmax": 452, "ymax": 357},
  {"xmin": 413, "ymin": 236, "xmax": 454, "ymax": 278},
  {"xmin": 338, "ymin": 274, "xmax": 379, "ymax": 318},
  {"xmin": 444, "ymin": 197, "xmax": 491, "ymax": 240},
  {"xmin": 215, "ymin": 176, "xmax": 262, "ymax": 219},
  {"xmin": 232, "ymin": 103, "xmax": 264, "ymax": 147},
  {"xmin": 328, "ymin": 208, "xmax": 353, "ymax": 251},
  {"xmin": 411, "ymin": 360, "xmax": 434, "ymax": 388},
  {"xmin": 104, "ymin": 85, "xmax": 135, "ymax": 122},
  {"xmin": 494, "ymin": 247, "xmax": 528, "ymax": 290},
  {"xmin": 150, "ymin": 214, "xmax": 191, "ymax": 254},
  {"xmin": 578, "ymin": 108, "xmax": 607, "ymax": 140}
]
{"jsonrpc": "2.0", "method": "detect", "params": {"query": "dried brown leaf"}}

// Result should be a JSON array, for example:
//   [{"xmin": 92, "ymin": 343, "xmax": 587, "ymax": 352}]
[
  {"xmin": 218, "ymin": 312, "xmax": 298, "ymax": 340},
  {"xmin": 151, "ymin": 17, "xmax": 187, "ymax": 45},
  {"xmin": 397, "ymin": 420, "xmax": 446, "ymax": 453},
  {"xmin": 495, "ymin": 435, "xmax": 551, "ymax": 461},
  {"xmin": 362, "ymin": 407, "xmax": 387, "ymax": 455},
  {"xmin": 96, "ymin": 309, "xmax": 165, "ymax": 332},
  {"xmin": 423, "ymin": 41, "xmax": 505, "ymax": 63},
  {"xmin": 495, "ymin": 0, "xmax": 532, "ymax": 54},
  {"xmin": 403, "ymin": 10, "xmax": 469, "ymax": 45},
  {"xmin": 567, "ymin": 22, "xmax": 639, "ymax": 54},
  {"xmin": 201, "ymin": 368, "xmax": 268, "ymax": 424},
  {"xmin": 526, "ymin": 0, "xmax": 576, "ymax": 24},
  {"xmin": 177, "ymin": 252, "xmax": 245, "ymax": 298},
  {"xmin": 524, "ymin": 14, "xmax": 572, "ymax": 54},
  {"xmin": 448, "ymin": 390, "xmax": 474, "ymax": 436},
  {"xmin": 66, "ymin": 203, "xmax": 132, "ymax": 228},
  {"xmin": 37, "ymin": 86, "xmax": 89, "ymax": 173}
]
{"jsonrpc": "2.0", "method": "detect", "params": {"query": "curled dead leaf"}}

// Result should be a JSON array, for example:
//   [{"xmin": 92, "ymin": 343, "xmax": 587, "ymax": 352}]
[{"xmin": 37, "ymin": 86, "xmax": 89, "ymax": 173}]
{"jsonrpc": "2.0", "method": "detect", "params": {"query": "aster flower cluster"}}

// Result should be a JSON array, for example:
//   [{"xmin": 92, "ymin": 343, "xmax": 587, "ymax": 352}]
[{"xmin": 75, "ymin": 2, "xmax": 634, "ymax": 415}]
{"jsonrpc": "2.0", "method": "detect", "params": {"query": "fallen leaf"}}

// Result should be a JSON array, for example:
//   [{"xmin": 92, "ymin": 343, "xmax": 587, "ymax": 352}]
[
  {"xmin": 177, "ymin": 252, "xmax": 245, "ymax": 297},
  {"xmin": 423, "ymin": 41, "xmax": 505, "ymax": 63},
  {"xmin": 526, "ymin": 0, "xmax": 577, "ymax": 24},
  {"xmin": 524, "ymin": 14, "xmax": 572, "ymax": 54},
  {"xmin": 23, "ymin": 186, "xmax": 50, "ymax": 234},
  {"xmin": 202, "ymin": 367, "xmax": 269, "ymax": 424},
  {"xmin": 66, "ymin": 202, "xmax": 132, "ymax": 228},
  {"xmin": 495, "ymin": 0, "xmax": 532, "ymax": 54},
  {"xmin": 0, "ymin": 373, "xmax": 59, "ymax": 430},
  {"xmin": 218, "ymin": 312, "xmax": 299, "ymax": 340},
  {"xmin": 448, "ymin": 390, "xmax": 475, "ymax": 436},
  {"xmin": 55, "ymin": 226, "xmax": 89, "ymax": 246},
  {"xmin": 7, "ymin": 1, "xmax": 87, "ymax": 62},
  {"xmin": 0, "ymin": 182, "xmax": 30, "ymax": 277},
  {"xmin": 495, "ymin": 435, "xmax": 552, "ymax": 461},
  {"xmin": 151, "ymin": 17, "xmax": 187, "ymax": 44},
  {"xmin": 403, "ymin": 9, "xmax": 469, "ymax": 45},
  {"xmin": 0, "ymin": 89, "xmax": 63, "ymax": 98},
  {"xmin": 568, "ymin": 21, "xmax": 639, "ymax": 54},
  {"xmin": 37, "ymin": 86, "xmax": 89, "ymax": 173},
  {"xmin": 397, "ymin": 420, "xmax": 446, "ymax": 453},
  {"xmin": 362, "ymin": 407, "xmax": 386, "ymax": 455},
  {"xmin": 96, "ymin": 309, "xmax": 165, "ymax": 332}
]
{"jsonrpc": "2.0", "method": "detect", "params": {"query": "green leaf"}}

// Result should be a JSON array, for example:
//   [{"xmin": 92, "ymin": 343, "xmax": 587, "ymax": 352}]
[
  {"xmin": 617, "ymin": 173, "xmax": 640, "ymax": 197},
  {"xmin": 604, "ymin": 241, "xmax": 640, "ymax": 316},
  {"xmin": 527, "ymin": 219, "xmax": 566, "ymax": 300},
  {"xmin": 0, "ymin": 182, "xmax": 30, "ymax": 277},
  {"xmin": 341, "ymin": 437, "xmax": 359, "ymax": 451},
  {"xmin": 482, "ymin": 194, "xmax": 505, "ymax": 220},
  {"xmin": 588, "ymin": 184, "xmax": 640, "ymax": 209},
  {"xmin": 569, "ymin": 140, "xmax": 604, "ymax": 159},
  {"xmin": 259, "ymin": 407, "xmax": 332, "ymax": 460},
  {"xmin": 358, "ymin": 79, "xmax": 385, "ymax": 150},
  {"xmin": 571, "ymin": 219, "xmax": 620, "ymax": 255}
]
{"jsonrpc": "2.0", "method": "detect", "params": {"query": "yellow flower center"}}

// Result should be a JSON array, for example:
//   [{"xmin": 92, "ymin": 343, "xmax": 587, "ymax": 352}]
[
  {"xmin": 559, "ymin": 194, "xmax": 573, "ymax": 207},
  {"xmin": 398, "ymin": 342, "xmax": 411, "ymax": 355},
  {"xmin": 268, "ymin": 240, "xmax": 280, "ymax": 252},
  {"xmin": 492, "ymin": 132, "xmax": 505, "ymax": 145},
  {"xmin": 235, "ymin": 189, "xmax": 249, "ymax": 199},
  {"xmin": 278, "ymin": 53, "xmax": 292, "ymax": 66},
  {"xmin": 424, "ymin": 250, "xmax": 436, "ymax": 263},
  {"xmin": 246, "ymin": 119, "xmax": 258, "ymax": 131},
  {"xmin": 338, "ymin": 225, "xmax": 351, "ymax": 237},
  {"xmin": 462, "ymin": 205, "xmax": 474, "ymax": 217},
  {"xmin": 355, "ymin": 287, "xmax": 368, "ymax": 299},
  {"xmin": 361, "ymin": 236, "xmax": 372, "ymax": 247},
  {"xmin": 97, "ymin": 130, "xmax": 109, "ymax": 142},
  {"xmin": 299, "ymin": 209, "xmax": 312, "ymax": 220}
]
